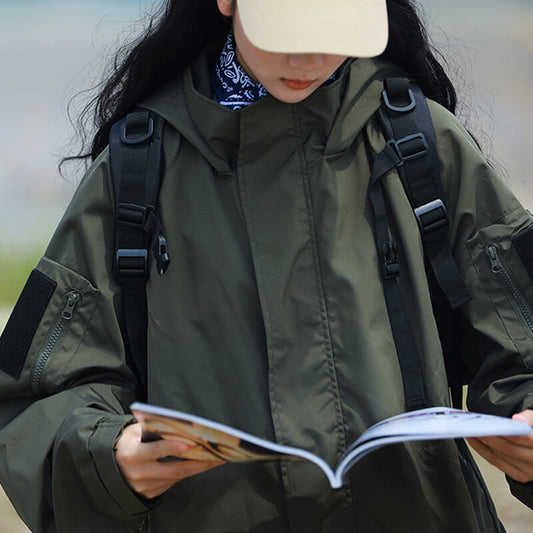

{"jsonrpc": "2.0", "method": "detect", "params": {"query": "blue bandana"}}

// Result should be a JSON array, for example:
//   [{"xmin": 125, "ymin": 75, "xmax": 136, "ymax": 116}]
[
  {"xmin": 211, "ymin": 30, "xmax": 339, "ymax": 110},
  {"xmin": 211, "ymin": 30, "xmax": 268, "ymax": 110}
]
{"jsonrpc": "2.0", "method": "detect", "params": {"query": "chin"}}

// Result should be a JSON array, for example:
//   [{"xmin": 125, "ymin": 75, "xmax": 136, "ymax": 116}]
[{"xmin": 272, "ymin": 88, "xmax": 315, "ymax": 104}]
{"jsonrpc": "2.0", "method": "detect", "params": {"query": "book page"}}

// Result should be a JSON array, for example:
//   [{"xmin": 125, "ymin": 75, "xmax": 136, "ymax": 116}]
[
  {"xmin": 131, "ymin": 403, "xmax": 533, "ymax": 490},
  {"xmin": 132, "ymin": 404, "xmax": 287, "ymax": 462},
  {"xmin": 333, "ymin": 407, "xmax": 533, "ymax": 488},
  {"xmin": 130, "ymin": 402, "xmax": 336, "ymax": 484},
  {"xmin": 352, "ymin": 407, "xmax": 533, "ymax": 447}
]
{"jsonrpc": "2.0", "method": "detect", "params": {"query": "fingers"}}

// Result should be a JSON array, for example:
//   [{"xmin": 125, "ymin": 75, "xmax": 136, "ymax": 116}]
[
  {"xmin": 467, "ymin": 435, "xmax": 533, "ymax": 484},
  {"xmin": 465, "ymin": 409, "xmax": 533, "ymax": 484},
  {"xmin": 117, "ymin": 424, "xmax": 191, "ymax": 463},
  {"xmin": 125, "ymin": 458, "xmax": 224, "ymax": 499},
  {"xmin": 115, "ymin": 423, "xmax": 225, "ymax": 499},
  {"xmin": 142, "ymin": 436, "xmax": 192, "ymax": 461},
  {"xmin": 513, "ymin": 409, "xmax": 533, "ymax": 426}
]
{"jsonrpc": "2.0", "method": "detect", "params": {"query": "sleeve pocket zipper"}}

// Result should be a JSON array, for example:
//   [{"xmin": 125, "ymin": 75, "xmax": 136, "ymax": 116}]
[
  {"xmin": 486, "ymin": 244, "xmax": 533, "ymax": 337},
  {"xmin": 30, "ymin": 290, "xmax": 81, "ymax": 394}
]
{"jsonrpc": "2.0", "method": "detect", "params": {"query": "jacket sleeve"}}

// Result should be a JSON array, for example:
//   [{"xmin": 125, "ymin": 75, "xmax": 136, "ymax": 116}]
[
  {"xmin": 429, "ymin": 102, "xmax": 533, "ymax": 508},
  {"xmin": 0, "ymin": 151, "xmax": 152, "ymax": 532}
]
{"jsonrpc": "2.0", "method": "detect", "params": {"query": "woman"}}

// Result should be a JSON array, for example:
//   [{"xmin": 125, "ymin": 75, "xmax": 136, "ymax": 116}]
[{"xmin": 1, "ymin": 0, "xmax": 533, "ymax": 531}]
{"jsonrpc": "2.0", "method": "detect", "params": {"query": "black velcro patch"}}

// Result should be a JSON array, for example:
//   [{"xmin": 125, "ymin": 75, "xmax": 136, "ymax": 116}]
[
  {"xmin": 0, "ymin": 269, "xmax": 57, "ymax": 379},
  {"xmin": 513, "ymin": 226, "xmax": 533, "ymax": 285}
]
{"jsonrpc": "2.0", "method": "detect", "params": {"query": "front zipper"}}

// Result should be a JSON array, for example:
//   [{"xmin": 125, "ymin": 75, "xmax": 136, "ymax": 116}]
[
  {"xmin": 485, "ymin": 244, "xmax": 533, "ymax": 337},
  {"xmin": 30, "ymin": 290, "xmax": 81, "ymax": 393}
]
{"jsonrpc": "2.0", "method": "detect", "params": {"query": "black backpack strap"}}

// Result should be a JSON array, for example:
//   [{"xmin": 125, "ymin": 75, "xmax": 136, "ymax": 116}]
[
  {"xmin": 369, "ymin": 143, "xmax": 427, "ymax": 410},
  {"xmin": 429, "ymin": 268, "xmax": 466, "ymax": 409},
  {"xmin": 373, "ymin": 78, "xmax": 472, "ymax": 408},
  {"xmin": 109, "ymin": 109, "xmax": 169, "ymax": 391},
  {"xmin": 379, "ymin": 78, "xmax": 472, "ymax": 311}
]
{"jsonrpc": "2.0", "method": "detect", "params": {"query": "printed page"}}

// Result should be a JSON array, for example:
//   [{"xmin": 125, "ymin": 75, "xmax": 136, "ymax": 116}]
[
  {"xmin": 352, "ymin": 407, "xmax": 533, "ymax": 446},
  {"xmin": 333, "ymin": 407, "xmax": 533, "ymax": 488},
  {"xmin": 130, "ymin": 402, "xmax": 338, "ymax": 485},
  {"xmin": 131, "ymin": 403, "xmax": 533, "ymax": 490}
]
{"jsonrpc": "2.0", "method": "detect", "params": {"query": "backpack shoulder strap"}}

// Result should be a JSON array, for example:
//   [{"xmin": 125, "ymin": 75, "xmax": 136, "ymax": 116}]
[
  {"xmin": 375, "ymin": 78, "xmax": 472, "ymax": 408},
  {"xmin": 378, "ymin": 78, "xmax": 472, "ymax": 311},
  {"xmin": 108, "ymin": 108, "xmax": 169, "ymax": 391}
]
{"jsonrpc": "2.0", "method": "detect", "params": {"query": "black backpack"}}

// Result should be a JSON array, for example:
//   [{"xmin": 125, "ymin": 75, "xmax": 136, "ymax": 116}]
[{"xmin": 109, "ymin": 78, "xmax": 471, "ymax": 408}]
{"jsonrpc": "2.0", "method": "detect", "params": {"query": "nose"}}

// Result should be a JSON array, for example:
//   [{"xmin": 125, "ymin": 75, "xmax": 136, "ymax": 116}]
[{"xmin": 287, "ymin": 54, "xmax": 324, "ymax": 72}]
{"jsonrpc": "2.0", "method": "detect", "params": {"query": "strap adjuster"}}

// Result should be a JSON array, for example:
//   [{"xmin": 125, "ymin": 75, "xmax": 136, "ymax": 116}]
[
  {"xmin": 414, "ymin": 199, "xmax": 448, "ymax": 235},
  {"xmin": 117, "ymin": 203, "xmax": 147, "ymax": 228},
  {"xmin": 116, "ymin": 249, "xmax": 148, "ymax": 278},
  {"xmin": 383, "ymin": 241, "xmax": 400, "ymax": 279},
  {"xmin": 388, "ymin": 133, "xmax": 428, "ymax": 163}
]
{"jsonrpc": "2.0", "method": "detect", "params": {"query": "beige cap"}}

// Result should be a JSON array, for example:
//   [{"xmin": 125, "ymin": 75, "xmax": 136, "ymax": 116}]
[{"xmin": 236, "ymin": 0, "xmax": 389, "ymax": 57}]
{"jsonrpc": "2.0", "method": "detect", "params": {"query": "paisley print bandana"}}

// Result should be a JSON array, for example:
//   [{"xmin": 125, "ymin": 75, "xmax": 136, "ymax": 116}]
[
  {"xmin": 211, "ymin": 29, "xmax": 339, "ymax": 110},
  {"xmin": 211, "ymin": 30, "xmax": 268, "ymax": 110}
]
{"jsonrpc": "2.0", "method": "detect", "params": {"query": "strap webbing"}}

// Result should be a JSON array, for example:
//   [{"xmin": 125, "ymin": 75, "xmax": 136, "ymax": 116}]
[
  {"xmin": 369, "ymin": 144, "xmax": 427, "ymax": 410},
  {"xmin": 109, "ymin": 109, "xmax": 166, "ymax": 390}
]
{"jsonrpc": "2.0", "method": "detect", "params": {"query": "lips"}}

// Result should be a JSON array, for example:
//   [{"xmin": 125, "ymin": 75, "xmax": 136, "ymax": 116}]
[{"xmin": 281, "ymin": 78, "xmax": 315, "ymax": 90}]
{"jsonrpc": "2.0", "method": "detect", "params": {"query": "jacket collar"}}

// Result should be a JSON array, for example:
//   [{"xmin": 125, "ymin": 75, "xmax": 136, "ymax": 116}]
[{"xmin": 142, "ymin": 51, "xmax": 403, "ymax": 174}]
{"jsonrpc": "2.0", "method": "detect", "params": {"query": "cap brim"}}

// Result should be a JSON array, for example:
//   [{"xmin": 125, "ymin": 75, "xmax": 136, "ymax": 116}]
[{"xmin": 237, "ymin": 0, "xmax": 388, "ymax": 57}]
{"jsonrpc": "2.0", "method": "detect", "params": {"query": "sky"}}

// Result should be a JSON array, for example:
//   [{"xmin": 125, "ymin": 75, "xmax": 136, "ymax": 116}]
[{"xmin": 0, "ymin": 0, "xmax": 532, "ymax": 254}]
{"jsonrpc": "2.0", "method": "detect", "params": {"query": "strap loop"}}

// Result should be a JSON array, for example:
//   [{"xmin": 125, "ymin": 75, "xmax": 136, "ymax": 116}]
[
  {"xmin": 121, "ymin": 113, "xmax": 154, "ymax": 145},
  {"xmin": 383, "ymin": 87, "xmax": 416, "ymax": 113}
]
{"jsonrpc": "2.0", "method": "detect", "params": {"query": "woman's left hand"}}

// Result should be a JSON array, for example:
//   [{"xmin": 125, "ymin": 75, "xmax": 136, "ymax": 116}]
[{"xmin": 467, "ymin": 410, "xmax": 533, "ymax": 484}]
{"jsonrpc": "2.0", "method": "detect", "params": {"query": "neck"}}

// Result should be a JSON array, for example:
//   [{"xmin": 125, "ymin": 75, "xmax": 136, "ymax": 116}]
[{"xmin": 234, "ymin": 37, "xmax": 258, "ymax": 83}]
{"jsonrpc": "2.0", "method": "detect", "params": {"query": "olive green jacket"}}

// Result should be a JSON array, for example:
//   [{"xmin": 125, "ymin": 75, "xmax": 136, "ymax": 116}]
[{"xmin": 1, "ymin": 54, "xmax": 533, "ymax": 532}]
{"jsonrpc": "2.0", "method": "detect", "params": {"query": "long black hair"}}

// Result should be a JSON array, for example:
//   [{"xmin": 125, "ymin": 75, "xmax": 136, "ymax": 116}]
[{"xmin": 70, "ymin": 0, "xmax": 456, "ymax": 164}]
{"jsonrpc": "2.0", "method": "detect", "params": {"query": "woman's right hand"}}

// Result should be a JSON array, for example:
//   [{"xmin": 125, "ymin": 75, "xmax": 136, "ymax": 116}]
[{"xmin": 115, "ymin": 423, "xmax": 224, "ymax": 499}]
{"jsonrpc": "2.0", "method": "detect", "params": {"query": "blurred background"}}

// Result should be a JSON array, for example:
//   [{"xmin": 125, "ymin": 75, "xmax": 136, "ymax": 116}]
[{"xmin": 0, "ymin": 0, "xmax": 532, "ymax": 530}]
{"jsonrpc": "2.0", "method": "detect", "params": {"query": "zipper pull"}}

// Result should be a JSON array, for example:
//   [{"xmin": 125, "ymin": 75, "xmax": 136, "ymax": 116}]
[
  {"xmin": 486, "ymin": 245, "xmax": 502, "ymax": 273},
  {"xmin": 62, "ymin": 291, "xmax": 81, "ymax": 320}
]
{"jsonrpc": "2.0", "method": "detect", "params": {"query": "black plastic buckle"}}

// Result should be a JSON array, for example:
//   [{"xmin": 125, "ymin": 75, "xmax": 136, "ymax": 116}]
[
  {"xmin": 382, "ymin": 88, "xmax": 416, "ymax": 113},
  {"xmin": 383, "ymin": 241, "xmax": 400, "ymax": 279},
  {"xmin": 414, "ymin": 199, "xmax": 448, "ymax": 235},
  {"xmin": 388, "ymin": 133, "xmax": 428, "ymax": 163},
  {"xmin": 120, "ymin": 117, "xmax": 154, "ymax": 145},
  {"xmin": 117, "ymin": 203, "xmax": 147, "ymax": 228},
  {"xmin": 154, "ymin": 233, "xmax": 170, "ymax": 275},
  {"xmin": 115, "ymin": 249, "xmax": 148, "ymax": 278}
]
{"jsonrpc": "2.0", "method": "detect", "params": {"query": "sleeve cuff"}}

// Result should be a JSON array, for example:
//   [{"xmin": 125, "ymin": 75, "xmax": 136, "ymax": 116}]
[
  {"xmin": 89, "ymin": 415, "xmax": 156, "ymax": 516},
  {"xmin": 506, "ymin": 475, "xmax": 533, "ymax": 511}
]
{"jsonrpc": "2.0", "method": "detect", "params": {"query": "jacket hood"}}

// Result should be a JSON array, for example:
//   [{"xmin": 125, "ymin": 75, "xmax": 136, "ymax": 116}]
[{"xmin": 142, "ymin": 53, "xmax": 403, "ymax": 173}]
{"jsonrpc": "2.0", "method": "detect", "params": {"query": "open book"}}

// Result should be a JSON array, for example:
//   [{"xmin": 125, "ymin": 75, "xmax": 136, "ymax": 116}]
[{"xmin": 130, "ymin": 402, "xmax": 533, "ymax": 489}]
